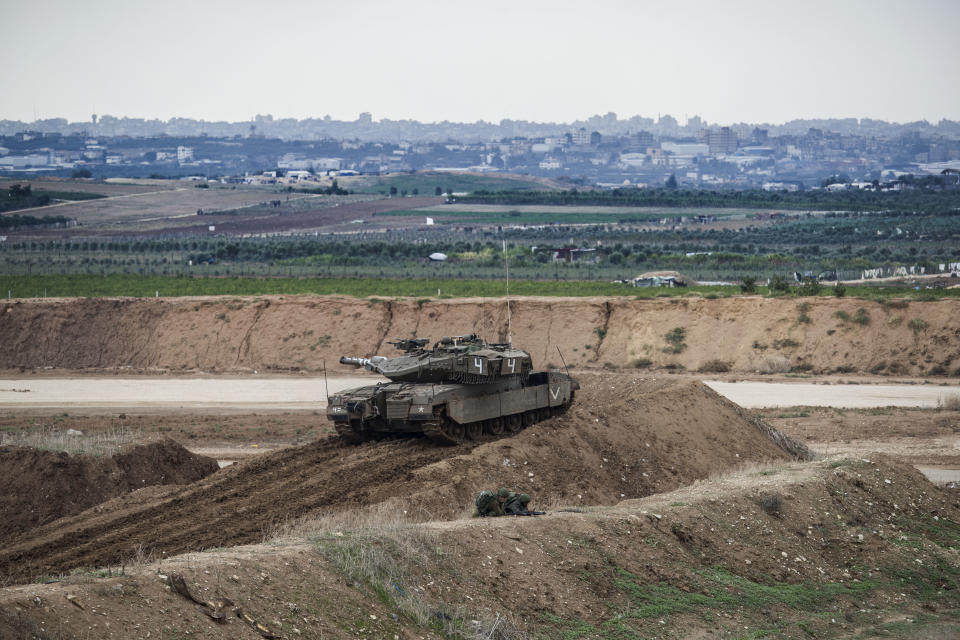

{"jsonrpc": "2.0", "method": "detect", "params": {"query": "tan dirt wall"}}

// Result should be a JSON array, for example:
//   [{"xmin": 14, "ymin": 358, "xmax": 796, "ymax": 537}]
[{"xmin": 0, "ymin": 295, "xmax": 957, "ymax": 376}]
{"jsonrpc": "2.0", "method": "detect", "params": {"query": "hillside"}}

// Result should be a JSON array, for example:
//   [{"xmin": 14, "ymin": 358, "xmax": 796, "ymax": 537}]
[
  {"xmin": 2, "ymin": 455, "xmax": 957, "ymax": 639},
  {"xmin": 1, "ymin": 295, "xmax": 957, "ymax": 376}
]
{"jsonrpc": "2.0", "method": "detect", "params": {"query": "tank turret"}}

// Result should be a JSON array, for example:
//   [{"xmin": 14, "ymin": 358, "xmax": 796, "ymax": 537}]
[{"xmin": 339, "ymin": 334, "xmax": 533, "ymax": 384}]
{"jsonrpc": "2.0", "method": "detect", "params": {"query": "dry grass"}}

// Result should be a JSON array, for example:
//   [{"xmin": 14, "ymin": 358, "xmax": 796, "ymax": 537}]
[
  {"xmin": 756, "ymin": 355, "xmax": 792, "ymax": 374},
  {"xmin": 938, "ymin": 392, "xmax": 960, "ymax": 411},
  {"xmin": 703, "ymin": 458, "xmax": 794, "ymax": 483},
  {"xmin": 699, "ymin": 359, "xmax": 731, "ymax": 373},
  {"xmin": 268, "ymin": 504, "xmax": 532, "ymax": 638},
  {"xmin": 0, "ymin": 424, "xmax": 143, "ymax": 457}
]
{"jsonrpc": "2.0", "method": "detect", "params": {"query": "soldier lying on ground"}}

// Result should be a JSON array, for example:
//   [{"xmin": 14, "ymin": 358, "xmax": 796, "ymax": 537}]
[
  {"xmin": 474, "ymin": 488, "xmax": 544, "ymax": 517},
  {"xmin": 503, "ymin": 491, "xmax": 532, "ymax": 514}
]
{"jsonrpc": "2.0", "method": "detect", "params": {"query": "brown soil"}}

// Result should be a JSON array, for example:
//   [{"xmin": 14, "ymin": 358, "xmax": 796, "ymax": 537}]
[
  {"xmin": 761, "ymin": 406, "xmax": 960, "ymax": 465},
  {"xmin": 0, "ymin": 440, "xmax": 218, "ymax": 545},
  {"xmin": 0, "ymin": 412, "xmax": 329, "ymax": 452},
  {"xmin": 14, "ymin": 194, "xmax": 443, "ymax": 238},
  {"xmin": 1, "ymin": 456, "xmax": 957, "ymax": 639},
  {"xmin": 0, "ymin": 375, "xmax": 804, "ymax": 585},
  {"xmin": 2, "ymin": 295, "xmax": 957, "ymax": 377}
]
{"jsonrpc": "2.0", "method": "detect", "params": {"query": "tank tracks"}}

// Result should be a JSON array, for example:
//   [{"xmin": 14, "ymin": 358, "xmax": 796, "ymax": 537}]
[
  {"xmin": 333, "ymin": 420, "xmax": 369, "ymax": 444},
  {"xmin": 421, "ymin": 405, "xmax": 568, "ymax": 446},
  {"xmin": 334, "ymin": 402, "xmax": 572, "ymax": 446},
  {"xmin": 334, "ymin": 405, "xmax": 569, "ymax": 446}
]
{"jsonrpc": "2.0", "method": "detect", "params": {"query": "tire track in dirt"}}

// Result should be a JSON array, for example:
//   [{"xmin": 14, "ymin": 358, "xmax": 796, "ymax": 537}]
[{"xmin": 0, "ymin": 437, "xmax": 461, "ymax": 583}]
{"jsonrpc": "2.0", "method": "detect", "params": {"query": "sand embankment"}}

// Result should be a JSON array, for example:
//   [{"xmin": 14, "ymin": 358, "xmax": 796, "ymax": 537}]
[{"xmin": 0, "ymin": 295, "xmax": 957, "ymax": 376}]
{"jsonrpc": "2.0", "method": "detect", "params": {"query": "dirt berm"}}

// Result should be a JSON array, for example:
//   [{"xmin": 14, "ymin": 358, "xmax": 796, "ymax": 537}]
[
  {"xmin": 0, "ymin": 375, "xmax": 807, "ymax": 584},
  {"xmin": 1, "ymin": 455, "xmax": 957, "ymax": 639},
  {"xmin": 0, "ymin": 439, "xmax": 218, "ymax": 545},
  {"xmin": 1, "ymin": 294, "xmax": 958, "ymax": 375}
]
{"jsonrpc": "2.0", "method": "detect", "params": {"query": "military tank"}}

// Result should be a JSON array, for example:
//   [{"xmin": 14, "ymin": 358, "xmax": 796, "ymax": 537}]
[{"xmin": 327, "ymin": 334, "xmax": 578, "ymax": 445}]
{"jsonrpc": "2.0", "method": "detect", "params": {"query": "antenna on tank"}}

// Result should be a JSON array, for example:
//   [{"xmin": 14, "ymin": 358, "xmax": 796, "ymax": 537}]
[
  {"xmin": 503, "ymin": 238, "xmax": 512, "ymax": 345},
  {"xmin": 480, "ymin": 295, "xmax": 486, "ymax": 343},
  {"xmin": 322, "ymin": 359, "xmax": 330, "ymax": 401},
  {"xmin": 556, "ymin": 345, "xmax": 570, "ymax": 377}
]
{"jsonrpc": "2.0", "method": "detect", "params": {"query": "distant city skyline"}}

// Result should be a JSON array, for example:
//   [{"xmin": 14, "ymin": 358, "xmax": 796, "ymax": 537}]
[{"xmin": 2, "ymin": 0, "xmax": 959, "ymax": 126}]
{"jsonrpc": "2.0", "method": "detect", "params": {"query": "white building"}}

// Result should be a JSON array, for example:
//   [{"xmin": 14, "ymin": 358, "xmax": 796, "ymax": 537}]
[
  {"xmin": 177, "ymin": 146, "xmax": 194, "ymax": 164},
  {"xmin": 618, "ymin": 152, "xmax": 647, "ymax": 168}
]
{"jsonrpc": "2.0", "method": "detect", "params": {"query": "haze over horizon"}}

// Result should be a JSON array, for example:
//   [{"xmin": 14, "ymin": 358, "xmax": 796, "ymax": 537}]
[{"xmin": 2, "ymin": 0, "xmax": 959, "ymax": 128}]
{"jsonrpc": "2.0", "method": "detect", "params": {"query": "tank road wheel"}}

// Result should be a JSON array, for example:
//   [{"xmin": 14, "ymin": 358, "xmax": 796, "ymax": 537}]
[
  {"xmin": 422, "ymin": 413, "xmax": 461, "ymax": 446},
  {"xmin": 466, "ymin": 421, "xmax": 483, "ymax": 440},
  {"xmin": 445, "ymin": 420, "xmax": 466, "ymax": 442},
  {"xmin": 486, "ymin": 417, "xmax": 505, "ymax": 436},
  {"xmin": 523, "ymin": 411, "xmax": 536, "ymax": 427},
  {"xmin": 506, "ymin": 414, "xmax": 523, "ymax": 433}
]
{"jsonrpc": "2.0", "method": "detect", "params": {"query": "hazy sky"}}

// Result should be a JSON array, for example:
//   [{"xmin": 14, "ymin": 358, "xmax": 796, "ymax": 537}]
[{"xmin": 2, "ymin": 0, "xmax": 958, "ymax": 126}]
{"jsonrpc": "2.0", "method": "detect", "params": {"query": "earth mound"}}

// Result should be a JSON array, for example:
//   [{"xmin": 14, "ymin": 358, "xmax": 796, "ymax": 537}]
[
  {"xmin": 2, "ymin": 456, "xmax": 958, "ymax": 639},
  {"xmin": 0, "ymin": 375, "xmax": 805, "ymax": 583},
  {"xmin": 0, "ymin": 439, "xmax": 218, "ymax": 545}
]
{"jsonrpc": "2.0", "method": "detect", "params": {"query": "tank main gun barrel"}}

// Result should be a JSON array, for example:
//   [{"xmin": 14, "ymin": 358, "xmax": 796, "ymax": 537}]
[{"xmin": 340, "ymin": 355, "xmax": 388, "ymax": 372}]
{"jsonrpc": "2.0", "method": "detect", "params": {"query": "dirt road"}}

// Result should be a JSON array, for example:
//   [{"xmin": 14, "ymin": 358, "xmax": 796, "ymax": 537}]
[
  {"xmin": 704, "ymin": 380, "xmax": 957, "ymax": 408},
  {"xmin": 0, "ymin": 376, "xmax": 380, "ymax": 412},
  {"xmin": 0, "ymin": 375, "xmax": 953, "ymax": 412}
]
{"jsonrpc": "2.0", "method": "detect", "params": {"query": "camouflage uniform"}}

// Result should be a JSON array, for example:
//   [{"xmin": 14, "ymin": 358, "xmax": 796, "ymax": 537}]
[
  {"xmin": 474, "ymin": 488, "xmax": 509, "ymax": 517},
  {"xmin": 503, "ymin": 492, "xmax": 531, "ymax": 515}
]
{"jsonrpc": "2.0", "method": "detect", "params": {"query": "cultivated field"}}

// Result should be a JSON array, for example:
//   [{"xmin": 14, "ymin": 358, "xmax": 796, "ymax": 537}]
[{"xmin": 0, "ymin": 177, "xmax": 178, "ymax": 198}]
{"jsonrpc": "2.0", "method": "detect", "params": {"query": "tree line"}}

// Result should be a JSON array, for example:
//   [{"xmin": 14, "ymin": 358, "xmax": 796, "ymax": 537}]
[{"xmin": 458, "ymin": 187, "xmax": 960, "ymax": 213}]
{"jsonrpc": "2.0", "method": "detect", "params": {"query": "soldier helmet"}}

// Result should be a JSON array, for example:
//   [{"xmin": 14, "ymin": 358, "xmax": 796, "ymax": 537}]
[
  {"xmin": 497, "ymin": 488, "xmax": 511, "ymax": 498},
  {"xmin": 517, "ymin": 493, "xmax": 531, "ymax": 505}
]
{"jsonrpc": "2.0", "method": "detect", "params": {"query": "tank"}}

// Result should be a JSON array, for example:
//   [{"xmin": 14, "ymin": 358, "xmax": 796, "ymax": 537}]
[{"xmin": 327, "ymin": 334, "xmax": 578, "ymax": 445}]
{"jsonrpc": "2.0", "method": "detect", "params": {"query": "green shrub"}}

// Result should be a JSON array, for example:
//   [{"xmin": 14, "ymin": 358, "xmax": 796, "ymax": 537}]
[
  {"xmin": 798, "ymin": 278, "xmax": 822, "ymax": 296},
  {"xmin": 908, "ymin": 318, "xmax": 928, "ymax": 336},
  {"xmin": 853, "ymin": 308, "xmax": 870, "ymax": 325},
  {"xmin": 833, "ymin": 282, "xmax": 846, "ymax": 297},
  {"xmin": 834, "ymin": 310, "xmax": 850, "ymax": 322},
  {"xmin": 630, "ymin": 358, "xmax": 653, "ymax": 368},
  {"xmin": 739, "ymin": 276, "xmax": 757, "ymax": 294},
  {"xmin": 663, "ymin": 327, "xmax": 687, "ymax": 353},
  {"xmin": 769, "ymin": 275, "xmax": 790, "ymax": 294}
]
